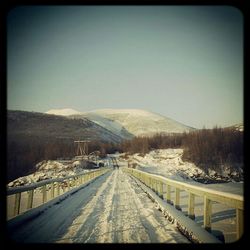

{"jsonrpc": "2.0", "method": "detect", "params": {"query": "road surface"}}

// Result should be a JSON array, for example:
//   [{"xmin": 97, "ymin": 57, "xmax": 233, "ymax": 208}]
[{"xmin": 8, "ymin": 168, "xmax": 190, "ymax": 243}]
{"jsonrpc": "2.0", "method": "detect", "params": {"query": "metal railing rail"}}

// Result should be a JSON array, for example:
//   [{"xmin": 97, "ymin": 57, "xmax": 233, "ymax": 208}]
[
  {"xmin": 123, "ymin": 167, "xmax": 243, "ymax": 240},
  {"xmin": 7, "ymin": 167, "xmax": 111, "ymax": 218}
]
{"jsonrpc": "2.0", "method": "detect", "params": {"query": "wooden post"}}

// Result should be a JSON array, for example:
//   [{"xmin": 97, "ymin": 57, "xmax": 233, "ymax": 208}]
[
  {"xmin": 175, "ymin": 187, "xmax": 181, "ymax": 210},
  {"xmin": 149, "ymin": 178, "xmax": 152, "ymax": 189},
  {"xmin": 156, "ymin": 181, "xmax": 159, "ymax": 195},
  {"xmin": 27, "ymin": 190, "xmax": 34, "ymax": 209},
  {"xmin": 159, "ymin": 181, "xmax": 163, "ymax": 199},
  {"xmin": 236, "ymin": 208, "xmax": 243, "ymax": 239},
  {"xmin": 14, "ymin": 193, "xmax": 21, "ymax": 216},
  {"xmin": 153, "ymin": 179, "xmax": 155, "ymax": 192},
  {"xmin": 204, "ymin": 196, "xmax": 212, "ymax": 231},
  {"xmin": 166, "ymin": 184, "xmax": 171, "ymax": 203},
  {"xmin": 51, "ymin": 182, "xmax": 55, "ymax": 199},
  {"xmin": 57, "ymin": 182, "xmax": 60, "ymax": 196},
  {"xmin": 42, "ymin": 185, "xmax": 47, "ymax": 203},
  {"xmin": 188, "ymin": 193, "xmax": 195, "ymax": 219}
]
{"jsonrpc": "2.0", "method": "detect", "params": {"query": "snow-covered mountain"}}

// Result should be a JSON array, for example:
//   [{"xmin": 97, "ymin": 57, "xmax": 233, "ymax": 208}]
[
  {"xmin": 46, "ymin": 108, "xmax": 195, "ymax": 138},
  {"xmin": 46, "ymin": 108, "xmax": 82, "ymax": 116},
  {"xmin": 81, "ymin": 109, "xmax": 196, "ymax": 137},
  {"xmin": 71, "ymin": 112, "xmax": 134, "ymax": 140}
]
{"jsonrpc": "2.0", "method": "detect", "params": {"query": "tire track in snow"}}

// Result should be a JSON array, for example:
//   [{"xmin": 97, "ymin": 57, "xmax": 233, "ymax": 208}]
[
  {"xmin": 80, "ymin": 169, "xmax": 190, "ymax": 243},
  {"xmin": 84, "ymin": 169, "xmax": 119, "ymax": 243},
  {"xmin": 9, "ymin": 169, "xmax": 189, "ymax": 243},
  {"xmin": 56, "ymin": 170, "xmax": 117, "ymax": 243},
  {"xmin": 126, "ymin": 174, "xmax": 189, "ymax": 243}
]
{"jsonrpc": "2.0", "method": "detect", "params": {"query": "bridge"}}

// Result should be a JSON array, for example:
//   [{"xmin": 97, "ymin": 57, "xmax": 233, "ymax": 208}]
[{"xmin": 7, "ymin": 159, "xmax": 243, "ymax": 243}]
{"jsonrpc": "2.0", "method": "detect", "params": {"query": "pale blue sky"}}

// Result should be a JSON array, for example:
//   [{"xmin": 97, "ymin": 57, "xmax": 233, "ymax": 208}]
[{"xmin": 7, "ymin": 6, "xmax": 243, "ymax": 128}]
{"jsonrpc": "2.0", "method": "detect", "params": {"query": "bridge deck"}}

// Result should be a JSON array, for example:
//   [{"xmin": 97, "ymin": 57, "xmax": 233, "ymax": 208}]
[{"xmin": 8, "ymin": 169, "xmax": 190, "ymax": 243}]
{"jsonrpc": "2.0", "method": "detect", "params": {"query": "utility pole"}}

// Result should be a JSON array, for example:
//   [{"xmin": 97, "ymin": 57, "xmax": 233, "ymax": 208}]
[{"xmin": 74, "ymin": 140, "xmax": 90, "ymax": 159}]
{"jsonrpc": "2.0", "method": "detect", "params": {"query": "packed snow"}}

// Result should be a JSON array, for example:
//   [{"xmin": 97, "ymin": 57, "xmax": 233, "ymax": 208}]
[
  {"xmin": 115, "ymin": 150, "xmax": 243, "ymax": 243},
  {"xmin": 7, "ymin": 150, "xmax": 243, "ymax": 243},
  {"xmin": 8, "ymin": 169, "xmax": 190, "ymax": 243}
]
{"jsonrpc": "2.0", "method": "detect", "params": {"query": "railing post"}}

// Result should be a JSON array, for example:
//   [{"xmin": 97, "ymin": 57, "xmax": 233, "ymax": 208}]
[
  {"xmin": 159, "ymin": 181, "xmax": 163, "ymax": 198},
  {"xmin": 204, "ymin": 196, "xmax": 212, "ymax": 231},
  {"xmin": 14, "ymin": 192, "xmax": 21, "ymax": 216},
  {"xmin": 62, "ymin": 183, "xmax": 65, "ymax": 193},
  {"xmin": 27, "ymin": 190, "xmax": 34, "ymax": 209},
  {"xmin": 51, "ymin": 182, "xmax": 55, "ymax": 199},
  {"xmin": 156, "ymin": 181, "xmax": 159, "ymax": 194},
  {"xmin": 67, "ymin": 180, "xmax": 71, "ymax": 191},
  {"xmin": 42, "ymin": 185, "xmax": 47, "ymax": 203},
  {"xmin": 145, "ymin": 175, "xmax": 148, "ymax": 186},
  {"xmin": 188, "ymin": 193, "xmax": 195, "ymax": 219},
  {"xmin": 175, "ymin": 187, "xmax": 181, "ymax": 210},
  {"xmin": 236, "ymin": 208, "xmax": 243, "ymax": 239},
  {"xmin": 166, "ymin": 184, "xmax": 171, "ymax": 203},
  {"xmin": 149, "ymin": 177, "xmax": 152, "ymax": 189},
  {"xmin": 153, "ymin": 179, "xmax": 156, "ymax": 192},
  {"xmin": 57, "ymin": 182, "xmax": 60, "ymax": 196}
]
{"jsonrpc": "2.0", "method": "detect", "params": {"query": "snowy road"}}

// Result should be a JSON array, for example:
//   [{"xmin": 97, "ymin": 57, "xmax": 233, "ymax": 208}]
[{"xmin": 9, "ymin": 168, "xmax": 190, "ymax": 243}]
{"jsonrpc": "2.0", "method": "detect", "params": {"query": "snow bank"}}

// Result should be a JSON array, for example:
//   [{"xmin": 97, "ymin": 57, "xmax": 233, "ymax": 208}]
[
  {"xmin": 120, "ymin": 149, "xmax": 243, "ymax": 183},
  {"xmin": 7, "ymin": 160, "xmax": 93, "ymax": 188}
]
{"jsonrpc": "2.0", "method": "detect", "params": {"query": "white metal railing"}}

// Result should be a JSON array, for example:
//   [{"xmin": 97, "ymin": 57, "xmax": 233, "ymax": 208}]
[
  {"xmin": 123, "ymin": 167, "xmax": 244, "ymax": 240},
  {"xmin": 7, "ymin": 167, "xmax": 111, "ymax": 218}
]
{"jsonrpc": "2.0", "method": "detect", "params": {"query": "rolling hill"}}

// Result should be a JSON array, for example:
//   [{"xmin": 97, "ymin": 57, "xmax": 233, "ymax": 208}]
[
  {"xmin": 8, "ymin": 110, "xmax": 123, "ymax": 143},
  {"xmin": 46, "ymin": 108, "xmax": 196, "ymax": 138}
]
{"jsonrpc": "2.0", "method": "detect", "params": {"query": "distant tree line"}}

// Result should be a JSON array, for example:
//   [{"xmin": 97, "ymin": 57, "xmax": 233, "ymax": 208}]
[
  {"xmin": 7, "ymin": 127, "xmax": 243, "ymax": 183},
  {"xmin": 7, "ymin": 135, "xmax": 117, "ymax": 183},
  {"xmin": 182, "ymin": 127, "xmax": 243, "ymax": 173},
  {"xmin": 118, "ymin": 127, "xmax": 243, "ymax": 173}
]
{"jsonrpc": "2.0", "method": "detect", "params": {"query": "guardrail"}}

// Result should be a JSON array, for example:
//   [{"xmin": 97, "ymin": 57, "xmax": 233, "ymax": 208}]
[
  {"xmin": 123, "ymin": 167, "xmax": 244, "ymax": 240},
  {"xmin": 7, "ymin": 167, "xmax": 111, "ymax": 218}
]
